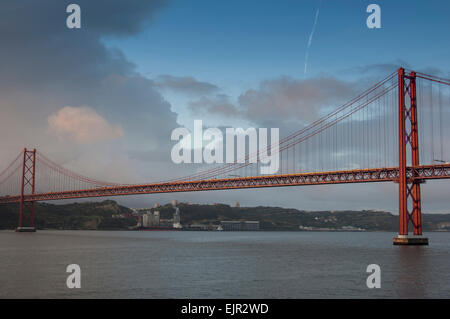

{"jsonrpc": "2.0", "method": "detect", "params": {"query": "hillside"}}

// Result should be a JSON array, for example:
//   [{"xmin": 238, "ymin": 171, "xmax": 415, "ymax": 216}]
[
  {"xmin": 0, "ymin": 200, "xmax": 449, "ymax": 231},
  {"xmin": 0, "ymin": 200, "xmax": 135, "ymax": 230},
  {"xmin": 156, "ymin": 203, "xmax": 450, "ymax": 231}
]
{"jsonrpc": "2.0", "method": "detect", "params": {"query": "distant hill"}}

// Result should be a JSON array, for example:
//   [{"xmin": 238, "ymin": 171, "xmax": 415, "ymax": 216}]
[
  {"xmin": 156, "ymin": 203, "xmax": 450, "ymax": 232},
  {"xmin": 0, "ymin": 200, "xmax": 135, "ymax": 230},
  {"xmin": 0, "ymin": 200, "xmax": 449, "ymax": 231}
]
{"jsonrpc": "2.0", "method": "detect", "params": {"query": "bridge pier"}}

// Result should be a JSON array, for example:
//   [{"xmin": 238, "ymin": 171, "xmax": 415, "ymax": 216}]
[
  {"xmin": 15, "ymin": 227, "xmax": 36, "ymax": 232},
  {"xmin": 393, "ymin": 235, "xmax": 428, "ymax": 245}
]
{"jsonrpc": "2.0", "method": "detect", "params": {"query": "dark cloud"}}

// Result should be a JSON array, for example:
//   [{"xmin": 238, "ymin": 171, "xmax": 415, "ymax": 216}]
[
  {"xmin": 155, "ymin": 75, "xmax": 219, "ymax": 95},
  {"xmin": 0, "ymin": 0, "xmax": 168, "ymax": 38},
  {"xmin": 0, "ymin": 1, "xmax": 171, "ymax": 90},
  {"xmin": 0, "ymin": 0, "xmax": 177, "ymax": 183}
]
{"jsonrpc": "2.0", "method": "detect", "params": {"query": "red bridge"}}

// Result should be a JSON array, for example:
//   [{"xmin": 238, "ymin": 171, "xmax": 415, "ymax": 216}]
[{"xmin": 1, "ymin": 68, "xmax": 449, "ymax": 245}]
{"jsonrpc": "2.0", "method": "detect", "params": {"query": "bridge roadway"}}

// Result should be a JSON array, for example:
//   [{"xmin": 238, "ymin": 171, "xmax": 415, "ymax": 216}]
[{"xmin": 0, "ymin": 164, "xmax": 449, "ymax": 204}]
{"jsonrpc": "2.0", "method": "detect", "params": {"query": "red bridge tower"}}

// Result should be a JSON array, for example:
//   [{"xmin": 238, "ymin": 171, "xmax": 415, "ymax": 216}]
[
  {"xmin": 16, "ymin": 148, "xmax": 37, "ymax": 232},
  {"xmin": 394, "ymin": 68, "xmax": 428, "ymax": 245}
]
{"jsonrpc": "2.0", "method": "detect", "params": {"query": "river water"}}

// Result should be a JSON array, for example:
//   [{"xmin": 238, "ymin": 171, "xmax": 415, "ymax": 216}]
[{"xmin": 0, "ymin": 230, "xmax": 449, "ymax": 298}]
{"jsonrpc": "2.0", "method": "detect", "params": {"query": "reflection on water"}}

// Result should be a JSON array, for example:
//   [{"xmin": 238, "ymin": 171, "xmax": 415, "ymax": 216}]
[
  {"xmin": 0, "ymin": 230, "xmax": 449, "ymax": 298},
  {"xmin": 394, "ymin": 246, "xmax": 429, "ymax": 298}
]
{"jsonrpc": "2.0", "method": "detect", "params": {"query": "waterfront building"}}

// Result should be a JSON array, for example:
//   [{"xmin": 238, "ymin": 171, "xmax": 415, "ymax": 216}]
[{"xmin": 220, "ymin": 221, "xmax": 260, "ymax": 231}]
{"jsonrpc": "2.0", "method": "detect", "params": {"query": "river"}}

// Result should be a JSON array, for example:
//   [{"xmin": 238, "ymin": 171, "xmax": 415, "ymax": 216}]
[{"xmin": 0, "ymin": 230, "xmax": 449, "ymax": 298}]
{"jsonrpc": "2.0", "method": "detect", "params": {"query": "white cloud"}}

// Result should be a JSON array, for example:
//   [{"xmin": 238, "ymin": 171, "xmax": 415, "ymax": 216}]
[{"xmin": 48, "ymin": 106, "xmax": 124, "ymax": 143}]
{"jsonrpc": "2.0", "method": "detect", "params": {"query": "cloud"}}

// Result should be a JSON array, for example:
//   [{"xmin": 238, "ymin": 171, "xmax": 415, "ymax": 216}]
[
  {"xmin": 343, "ymin": 61, "xmax": 410, "ymax": 76},
  {"xmin": 155, "ymin": 75, "xmax": 219, "ymax": 95},
  {"xmin": 188, "ymin": 76, "xmax": 357, "ymax": 127},
  {"xmin": 339, "ymin": 61, "xmax": 450, "ymax": 79},
  {"xmin": 239, "ymin": 76, "xmax": 355, "ymax": 125},
  {"xmin": 189, "ymin": 94, "xmax": 240, "ymax": 117},
  {"xmin": 48, "ymin": 106, "xmax": 124, "ymax": 143}
]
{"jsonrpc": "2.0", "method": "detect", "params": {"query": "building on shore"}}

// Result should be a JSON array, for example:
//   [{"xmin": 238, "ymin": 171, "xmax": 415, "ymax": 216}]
[
  {"xmin": 172, "ymin": 206, "xmax": 182, "ymax": 229},
  {"xmin": 137, "ymin": 201, "xmax": 183, "ymax": 229},
  {"xmin": 137, "ymin": 209, "xmax": 161, "ymax": 228},
  {"xmin": 220, "ymin": 220, "xmax": 260, "ymax": 231}
]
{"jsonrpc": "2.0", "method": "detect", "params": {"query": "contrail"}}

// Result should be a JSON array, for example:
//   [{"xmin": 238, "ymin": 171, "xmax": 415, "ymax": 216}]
[{"xmin": 304, "ymin": 6, "xmax": 321, "ymax": 74}]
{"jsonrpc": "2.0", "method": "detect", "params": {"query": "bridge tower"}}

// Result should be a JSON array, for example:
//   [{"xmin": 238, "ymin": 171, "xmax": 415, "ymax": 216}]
[
  {"xmin": 394, "ymin": 68, "xmax": 428, "ymax": 245},
  {"xmin": 16, "ymin": 148, "xmax": 37, "ymax": 232}
]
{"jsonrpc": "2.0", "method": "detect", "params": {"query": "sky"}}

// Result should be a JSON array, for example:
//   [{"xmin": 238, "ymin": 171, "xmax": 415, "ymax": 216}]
[{"xmin": 1, "ymin": 0, "xmax": 450, "ymax": 212}]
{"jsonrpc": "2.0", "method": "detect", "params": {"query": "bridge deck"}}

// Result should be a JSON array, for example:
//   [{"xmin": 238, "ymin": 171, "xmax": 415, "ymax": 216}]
[{"xmin": 0, "ymin": 164, "xmax": 449, "ymax": 204}]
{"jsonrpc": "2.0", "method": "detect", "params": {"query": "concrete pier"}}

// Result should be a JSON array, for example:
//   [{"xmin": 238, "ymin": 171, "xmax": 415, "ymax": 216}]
[
  {"xmin": 15, "ymin": 227, "xmax": 36, "ymax": 232},
  {"xmin": 393, "ymin": 235, "xmax": 428, "ymax": 245}
]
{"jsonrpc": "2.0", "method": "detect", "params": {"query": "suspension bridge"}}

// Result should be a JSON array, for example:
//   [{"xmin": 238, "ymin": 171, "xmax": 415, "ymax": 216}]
[{"xmin": 1, "ymin": 68, "xmax": 449, "ymax": 245}]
